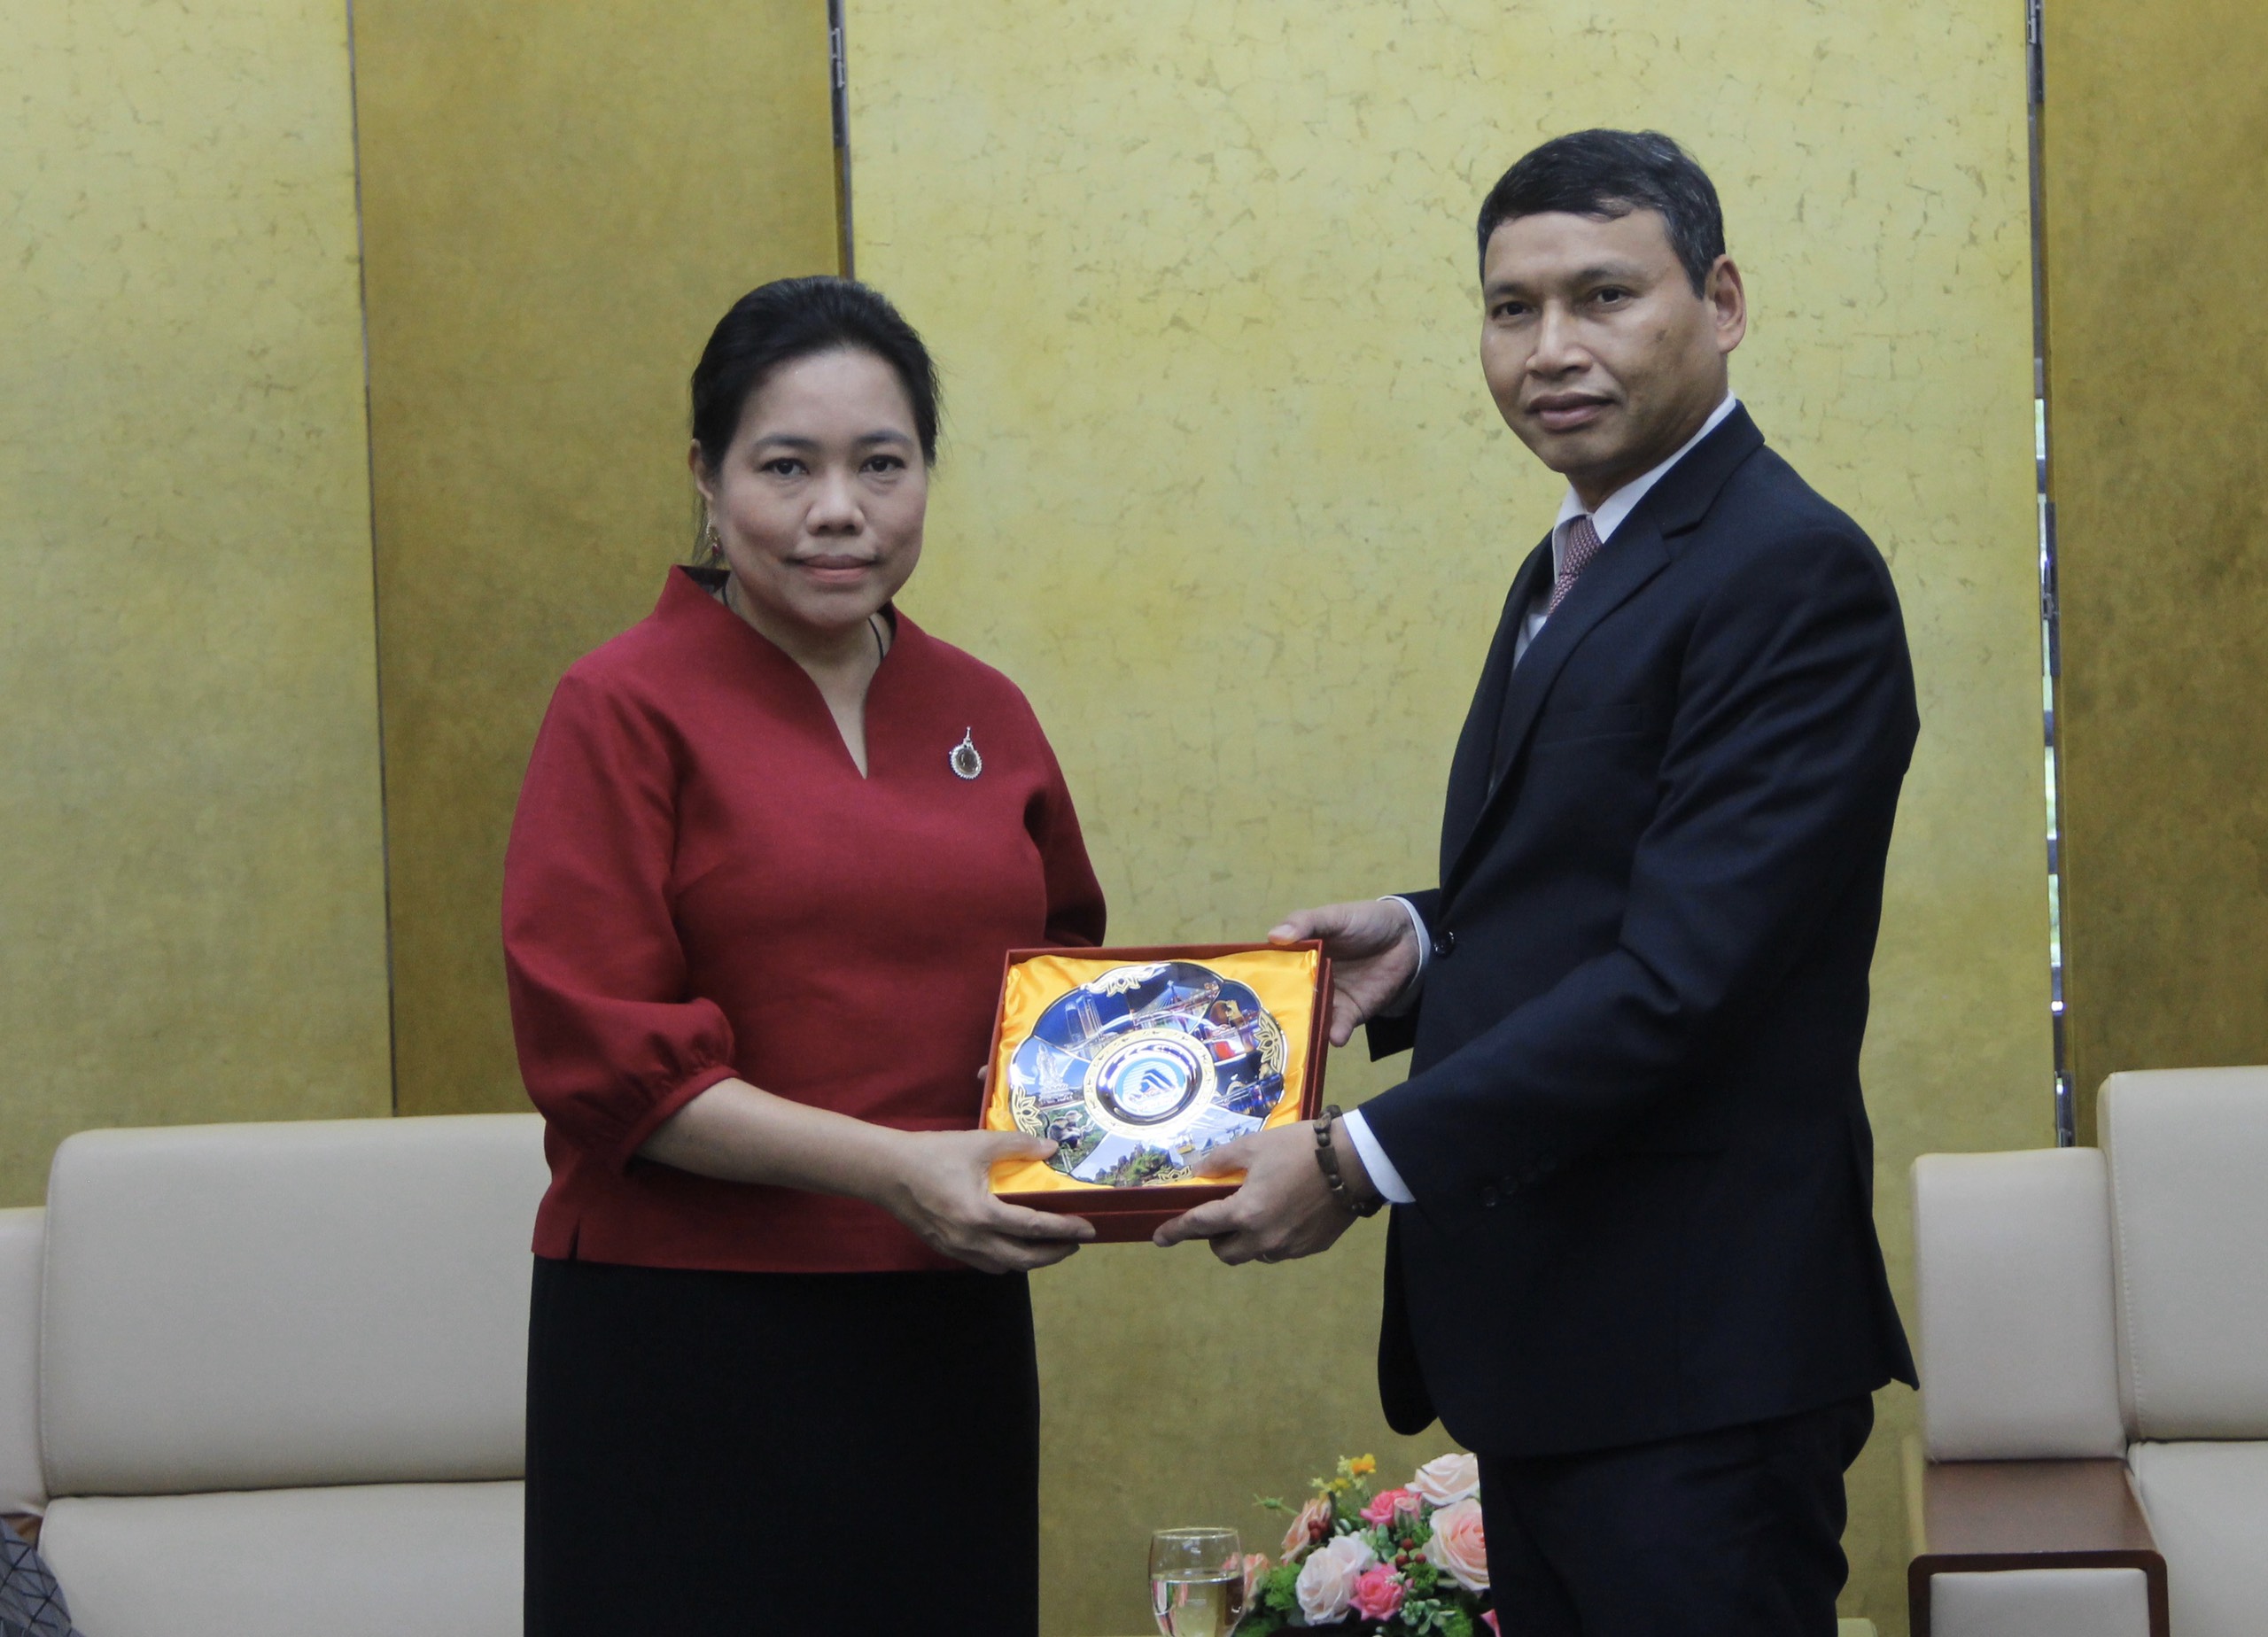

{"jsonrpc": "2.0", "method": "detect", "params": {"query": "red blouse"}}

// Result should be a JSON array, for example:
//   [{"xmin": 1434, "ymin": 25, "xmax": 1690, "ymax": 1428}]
[{"xmin": 503, "ymin": 567, "xmax": 1107, "ymax": 1273}]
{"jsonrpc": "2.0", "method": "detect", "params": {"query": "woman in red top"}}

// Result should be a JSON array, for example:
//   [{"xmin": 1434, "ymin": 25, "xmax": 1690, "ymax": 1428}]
[{"xmin": 506, "ymin": 278, "xmax": 1105, "ymax": 1637}]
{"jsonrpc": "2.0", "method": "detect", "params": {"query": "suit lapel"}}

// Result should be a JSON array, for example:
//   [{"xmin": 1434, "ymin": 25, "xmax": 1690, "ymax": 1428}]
[
  {"xmin": 1441, "ymin": 406, "xmax": 1768, "ymax": 904},
  {"xmin": 1439, "ymin": 536, "xmax": 1554, "ymax": 878},
  {"xmin": 1461, "ymin": 519, "xmax": 1672, "ymax": 859}
]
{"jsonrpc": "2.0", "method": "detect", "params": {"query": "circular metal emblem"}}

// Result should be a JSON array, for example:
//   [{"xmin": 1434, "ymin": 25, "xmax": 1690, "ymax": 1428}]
[
  {"xmin": 1006, "ymin": 960, "xmax": 1287, "ymax": 1187},
  {"xmin": 1090, "ymin": 1028, "xmax": 1211, "ymax": 1129}
]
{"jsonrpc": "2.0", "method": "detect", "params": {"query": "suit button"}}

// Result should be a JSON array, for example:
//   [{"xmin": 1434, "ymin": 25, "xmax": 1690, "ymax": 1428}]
[
  {"xmin": 1479, "ymin": 1183, "xmax": 1500, "ymax": 1208},
  {"xmin": 1433, "ymin": 930, "xmax": 1457, "ymax": 959}
]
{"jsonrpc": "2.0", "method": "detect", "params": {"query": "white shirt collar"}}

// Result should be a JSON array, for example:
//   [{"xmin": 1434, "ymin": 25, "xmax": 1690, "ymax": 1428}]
[{"xmin": 1552, "ymin": 392, "xmax": 1739, "ymax": 568}]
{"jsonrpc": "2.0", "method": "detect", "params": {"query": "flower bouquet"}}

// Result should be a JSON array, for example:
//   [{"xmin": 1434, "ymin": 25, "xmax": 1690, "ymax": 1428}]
[{"xmin": 1238, "ymin": 1454, "xmax": 1495, "ymax": 1635}]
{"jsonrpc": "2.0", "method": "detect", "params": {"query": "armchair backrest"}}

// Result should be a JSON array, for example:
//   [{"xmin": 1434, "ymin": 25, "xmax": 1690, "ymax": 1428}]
[
  {"xmin": 39, "ymin": 1114, "xmax": 548, "ymax": 1498},
  {"xmin": 2100, "ymin": 1067, "xmax": 2268, "ymax": 1441},
  {"xmin": 1911, "ymin": 1146, "xmax": 2124, "ymax": 1460},
  {"xmin": 0, "ymin": 1207, "xmax": 43, "ymax": 1516}
]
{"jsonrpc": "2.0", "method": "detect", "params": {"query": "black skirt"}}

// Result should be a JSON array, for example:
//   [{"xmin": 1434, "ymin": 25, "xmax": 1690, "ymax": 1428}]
[{"xmin": 525, "ymin": 1257, "xmax": 1039, "ymax": 1637}]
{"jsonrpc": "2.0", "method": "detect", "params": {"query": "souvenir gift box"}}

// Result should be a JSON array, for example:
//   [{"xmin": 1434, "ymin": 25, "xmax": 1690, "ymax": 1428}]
[{"xmin": 980, "ymin": 941, "xmax": 1333, "ymax": 1243}]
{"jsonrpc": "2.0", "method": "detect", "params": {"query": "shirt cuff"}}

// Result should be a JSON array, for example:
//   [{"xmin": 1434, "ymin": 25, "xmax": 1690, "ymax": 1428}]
[
  {"xmin": 1340, "ymin": 1109, "xmax": 1416, "ymax": 1206},
  {"xmin": 1373, "ymin": 896, "xmax": 1430, "ymax": 1017}
]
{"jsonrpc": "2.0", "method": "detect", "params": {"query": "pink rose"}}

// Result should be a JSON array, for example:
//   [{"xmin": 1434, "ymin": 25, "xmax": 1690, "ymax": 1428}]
[
  {"xmin": 1281, "ymin": 1493, "xmax": 1333, "ymax": 1559},
  {"xmin": 1349, "ymin": 1563, "xmax": 1406, "ymax": 1621},
  {"xmin": 1409, "ymin": 1451, "xmax": 1480, "ymax": 1508},
  {"xmin": 1293, "ymin": 1533, "xmax": 1377, "ymax": 1625},
  {"xmin": 1425, "ymin": 1495, "xmax": 1489, "ymax": 1594},
  {"xmin": 1481, "ymin": 1613, "xmax": 1500, "ymax": 1634},
  {"xmin": 1239, "ymin": 1553, "xmax": 1270, "ymax": 1604},
  {"xmin": 1359, "ymin": 1486, "xmax": 1419, "ymax": 1528}
]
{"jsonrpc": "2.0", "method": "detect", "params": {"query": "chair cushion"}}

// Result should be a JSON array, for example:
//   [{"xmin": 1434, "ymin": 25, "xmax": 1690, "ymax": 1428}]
[
  {"xmin": 2127, "ymin": 1439, "xmax": 2268, "ymax": 1637},
  {"xmin": 40, "ymin": 1115, "xmax": 546, "ymax": 1495},
  {"xmin": 0, "ymin": 1209, "xmax": 43, "ymax": 1515},
  {"xmin": 1929, "ymin": 1568, "xmax": 2150, "ymax": 1637},
  {"xmin": 2101, "ymin": 1067, "xmax": 2268, "ymax": 1437},
  {"xmin": 1912, "ymin": 1149, "xmax": 2124, "ymax": 1458},
  {"xmin": 36, "ymin": 1481, "xmax": 520, "ymax": 1637}
]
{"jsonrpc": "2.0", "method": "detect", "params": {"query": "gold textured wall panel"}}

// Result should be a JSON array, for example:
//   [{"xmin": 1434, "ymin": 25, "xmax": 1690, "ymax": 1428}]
[
  {"xmin": 350, "ymin": 0, "xmax": 842, "ymax": 1117},
  {"xmin": 2044, "ymin": 0, "xmax": 2268, "ymax": 1126},
  {"xmin": 0, "ymin": 0, "xmax": 394, "ymax": 1205},
  {"xmin": 850, "ymin": 4, "xmax": 2050, "ymax": 1631}
]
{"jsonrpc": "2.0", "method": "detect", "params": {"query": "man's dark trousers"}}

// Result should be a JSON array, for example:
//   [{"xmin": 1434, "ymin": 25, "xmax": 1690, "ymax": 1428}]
[
  {"xmin": 1480, "ymin": 1396, "xmax": 1873, "ymax": 1634},
  {"xmin": 1359, "ymin": 407, "xmax": 1919, "ymax": 1633}
]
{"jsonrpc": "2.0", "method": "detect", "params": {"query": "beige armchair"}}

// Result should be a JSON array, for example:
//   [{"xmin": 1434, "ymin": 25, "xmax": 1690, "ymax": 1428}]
[
  {"xmin": 1907, "ymin": 1066, "xmax": 2268, "ymax": 1637},
  {"xmin": 0, "ymin": 1114, "xmax": 546, "ymax": 1636}
]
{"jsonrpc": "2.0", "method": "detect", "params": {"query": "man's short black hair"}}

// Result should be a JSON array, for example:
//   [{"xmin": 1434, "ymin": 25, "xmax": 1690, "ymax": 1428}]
[{"xmin": 1476, "ymin": 129, "xmax": 1726, "ymax": 295}]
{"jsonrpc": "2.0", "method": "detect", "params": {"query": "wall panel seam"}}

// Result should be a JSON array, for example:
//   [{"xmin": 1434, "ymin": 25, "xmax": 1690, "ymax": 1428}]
[{"xmin": 342, "ymin": 0, "xmax": 401, "ymax": 1117}]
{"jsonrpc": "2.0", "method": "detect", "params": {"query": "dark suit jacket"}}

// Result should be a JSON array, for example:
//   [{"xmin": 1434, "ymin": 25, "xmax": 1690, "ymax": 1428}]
[{"xmin": 1359, "ymin": 406, "xmax": 1919, "ymax": 1458}]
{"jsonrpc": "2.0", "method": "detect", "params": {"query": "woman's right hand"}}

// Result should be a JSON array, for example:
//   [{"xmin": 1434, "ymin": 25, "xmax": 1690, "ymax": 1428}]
[{"xmin": 880, "ymin": 1129, "xmax": 1096, "ymax": 1274}]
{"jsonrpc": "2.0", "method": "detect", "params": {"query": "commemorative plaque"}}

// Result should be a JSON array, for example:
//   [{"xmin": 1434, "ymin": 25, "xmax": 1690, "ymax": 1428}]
[{"xmin": 980, "ymin": 941, "xmax": 1332, "ymax": 1241}]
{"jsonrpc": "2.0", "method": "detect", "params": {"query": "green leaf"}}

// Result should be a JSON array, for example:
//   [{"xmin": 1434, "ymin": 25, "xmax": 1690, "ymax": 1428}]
[{"xmin": 1393, "ymin": 1600, "xmax": 1432, "ymax": 1633}]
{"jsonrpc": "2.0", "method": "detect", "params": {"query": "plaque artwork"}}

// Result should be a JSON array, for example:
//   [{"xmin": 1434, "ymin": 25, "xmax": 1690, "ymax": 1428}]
[{"xmin": 1004, "ymin": 960, "xmax": 1289, "ymax": 1188}]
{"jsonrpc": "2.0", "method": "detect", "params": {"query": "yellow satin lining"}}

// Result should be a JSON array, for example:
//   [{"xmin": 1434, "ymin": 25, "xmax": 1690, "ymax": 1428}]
[{"xmin": 983, "ymin": 946, "xmax": 1321, "ymax": 1195}]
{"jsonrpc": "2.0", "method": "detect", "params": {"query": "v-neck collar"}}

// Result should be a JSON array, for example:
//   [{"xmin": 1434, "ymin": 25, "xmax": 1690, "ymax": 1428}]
[{"xmin": 664, "ymin": 566, "xmax": 915, "ymax": 781}]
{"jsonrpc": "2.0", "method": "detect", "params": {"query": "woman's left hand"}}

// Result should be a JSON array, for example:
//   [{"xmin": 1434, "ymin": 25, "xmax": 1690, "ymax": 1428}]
[
  {"xmin": 878, "ymin": 1129, "xmax": 1097, "ymax": 1275},
  {"xmin": 639, "ymin": 1075, "xmax": 1092, "ymax": 1272}
]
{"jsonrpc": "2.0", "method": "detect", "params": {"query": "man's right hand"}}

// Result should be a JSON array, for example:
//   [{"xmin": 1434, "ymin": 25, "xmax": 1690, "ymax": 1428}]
[{"xmin": 1270, "ymin": 898, "xmax": 1421, "ymax": 1046}]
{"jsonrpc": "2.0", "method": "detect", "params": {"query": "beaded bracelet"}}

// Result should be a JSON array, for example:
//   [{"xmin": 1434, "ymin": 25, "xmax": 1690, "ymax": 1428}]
[{"xmin": 1313, "ymin": 1103, "xmax": 1382, "ymax": 1218}]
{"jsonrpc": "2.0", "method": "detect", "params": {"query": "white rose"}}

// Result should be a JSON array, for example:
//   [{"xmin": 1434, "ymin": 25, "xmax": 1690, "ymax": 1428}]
[
  {"xmin": 1293, "ymin": 1532, "xmax": 1377, "ymax": 1625},
  {"xmin": 1424, "ymin": 1495, "xmax": 1490, "ymax": 1594},
  {"xmin": 1408, "ymin": 1451, "xmax": 1480, "ymax": 1508}
]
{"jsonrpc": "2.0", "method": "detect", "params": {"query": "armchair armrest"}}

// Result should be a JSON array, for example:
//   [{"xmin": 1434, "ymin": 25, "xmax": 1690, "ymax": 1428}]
[{"xmin": 1907, "ymin": 1453, "xmax": 2167, "ymax": 1636}]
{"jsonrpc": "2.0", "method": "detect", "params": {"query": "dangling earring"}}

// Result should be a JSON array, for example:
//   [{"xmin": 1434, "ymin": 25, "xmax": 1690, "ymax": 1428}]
[{"xmin": 702, "ymin": 520, "xmax": 736, "ymax": 613}]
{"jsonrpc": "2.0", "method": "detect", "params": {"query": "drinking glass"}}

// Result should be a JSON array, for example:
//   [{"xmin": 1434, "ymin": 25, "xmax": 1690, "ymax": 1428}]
[{"xmin": 1149, "ymin": 1526, "xmax": 1245, "ymax": 1637}]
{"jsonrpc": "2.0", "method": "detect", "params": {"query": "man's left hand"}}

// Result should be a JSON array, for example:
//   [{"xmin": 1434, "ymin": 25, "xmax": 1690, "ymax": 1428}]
[{"xmin": 1152, "ymin": 1119, "xmax": 1374, "ymax": 1264}]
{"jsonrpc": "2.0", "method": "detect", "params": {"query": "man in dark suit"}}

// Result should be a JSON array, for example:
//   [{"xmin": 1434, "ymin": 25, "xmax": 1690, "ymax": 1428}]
[{"xmin": 1157, "ymin": 130, "xmax": 1918, "ymax": 1633}]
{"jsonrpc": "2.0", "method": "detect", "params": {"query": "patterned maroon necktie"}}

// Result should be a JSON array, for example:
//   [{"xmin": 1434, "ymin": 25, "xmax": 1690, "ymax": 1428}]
[{"xmin": 1545, "ymin": 513, "xmax": 1604, "ymax": 615}]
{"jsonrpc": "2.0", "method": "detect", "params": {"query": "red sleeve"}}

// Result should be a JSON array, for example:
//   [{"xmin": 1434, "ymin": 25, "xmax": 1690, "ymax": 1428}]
[
  {"xmin": 1025, "ymin": 728, "xmax": 1107, "ymax": 950},
  {"xmin": 502, "ymin": 670, "xmax": 738, "ymax": 1168}
]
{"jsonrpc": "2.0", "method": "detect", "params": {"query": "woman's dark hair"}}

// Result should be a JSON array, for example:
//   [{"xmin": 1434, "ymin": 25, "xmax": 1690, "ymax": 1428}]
[
  {"xmin": 689, "ymin": 276, "xmax": 942, "ymax": 478},
  {"xmin": 1475, "ymin": 129, "xmax": 1725, "ymax": 295}
]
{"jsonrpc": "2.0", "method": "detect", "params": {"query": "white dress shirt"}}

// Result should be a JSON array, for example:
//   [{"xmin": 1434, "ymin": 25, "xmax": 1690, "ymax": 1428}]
[{"xmin": 1342, "ymin": 393, "xmax": 1739, "ymax": 1206}]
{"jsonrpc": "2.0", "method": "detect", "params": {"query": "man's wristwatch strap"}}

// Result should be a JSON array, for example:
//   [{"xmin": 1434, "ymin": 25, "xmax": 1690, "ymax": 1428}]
[{"xmin": 1313, "ymin": 1104, "xmax": 1382, "ymax": 1218}]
